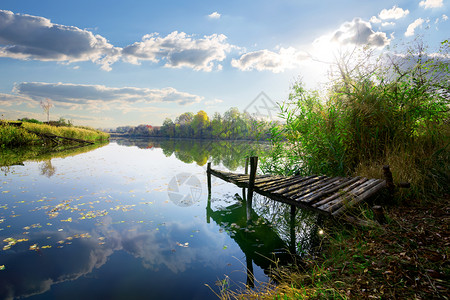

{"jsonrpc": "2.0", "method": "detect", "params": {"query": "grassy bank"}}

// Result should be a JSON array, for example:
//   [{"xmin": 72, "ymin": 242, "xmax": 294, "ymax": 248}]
[{"xmin": 0, "ymin": 120, "xmax": 109, "ymax": 148}]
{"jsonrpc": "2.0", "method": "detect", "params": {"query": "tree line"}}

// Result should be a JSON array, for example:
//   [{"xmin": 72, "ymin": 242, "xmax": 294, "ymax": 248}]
[{"xmin": 113, "ymin": 107, "xmax": 274, "ymax": 140}]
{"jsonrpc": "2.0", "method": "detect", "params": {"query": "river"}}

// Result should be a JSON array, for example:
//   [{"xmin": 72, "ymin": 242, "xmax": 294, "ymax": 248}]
[{"xmin": 0, "ymin": 138, "xmax": 320, "ymax": 299}]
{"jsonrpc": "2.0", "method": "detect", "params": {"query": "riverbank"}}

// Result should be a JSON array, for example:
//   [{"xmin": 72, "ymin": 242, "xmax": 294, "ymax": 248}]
[
  {"xmin": 0, "ymin": 120, "xmax": 109, "ymax": 148},
  {"xmin": 220, "ymin": 196, "xmax": 449, "ymax": 299}
]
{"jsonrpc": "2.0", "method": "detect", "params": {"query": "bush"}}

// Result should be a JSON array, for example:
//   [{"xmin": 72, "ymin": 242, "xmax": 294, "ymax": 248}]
[{"xmin": 262, "ymin": 41, "xmax": 449, "ymax": 198}]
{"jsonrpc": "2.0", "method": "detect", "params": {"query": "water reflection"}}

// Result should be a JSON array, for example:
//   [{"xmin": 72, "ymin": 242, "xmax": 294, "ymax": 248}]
[
  {"xmin": 112, "ymin": 137, "xmax": 269, "ymax": 170},
  {"xmin": 0, "ymin": 143, "xmax": 108, "ymax": 168},
  {"xmin": 206, "ymin": 191, "xmax": 322, "ymax": 287}
]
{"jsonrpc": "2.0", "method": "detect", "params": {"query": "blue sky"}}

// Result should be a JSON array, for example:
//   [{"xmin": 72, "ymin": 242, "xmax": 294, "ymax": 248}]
[{"xmin": 1, "ymin": 0, "xmax": 448, "ymax": 128}]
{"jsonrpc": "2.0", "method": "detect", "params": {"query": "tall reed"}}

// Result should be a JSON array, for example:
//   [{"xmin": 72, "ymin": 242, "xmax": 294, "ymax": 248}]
[{"xmin": 262, "ymin": 41, "xmax": 449, "ymax": 198}]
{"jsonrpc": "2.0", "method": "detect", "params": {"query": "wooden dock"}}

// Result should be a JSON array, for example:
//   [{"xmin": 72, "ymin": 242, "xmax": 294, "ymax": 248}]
[{"xmin": 207, "ymin": 157, "xmax": 389, "ymax": 218}]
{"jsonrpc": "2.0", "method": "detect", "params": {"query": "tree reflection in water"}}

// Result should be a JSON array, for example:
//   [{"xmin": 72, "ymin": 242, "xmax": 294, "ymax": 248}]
[{"xmin": 112, "ymin": 137, "xmax": 270, "ymax": 170}]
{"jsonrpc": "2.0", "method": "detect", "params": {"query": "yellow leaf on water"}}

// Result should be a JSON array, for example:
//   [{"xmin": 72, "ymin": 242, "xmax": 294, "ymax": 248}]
[{"xmin": 29, "ymin": 244, "xmax": 39, "ymax": 251}]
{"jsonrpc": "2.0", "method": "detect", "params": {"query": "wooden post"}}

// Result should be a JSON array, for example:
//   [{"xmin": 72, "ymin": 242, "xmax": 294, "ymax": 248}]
[
  {"xmin": 207, "ymin": 162, "xmax": 212, "ymax": 197},
  {"xmin": 247, "ymin": 156, "xmax": 258, "ymax": 205},
  {"xmin": 383, "ymin": 165, "xmax": 395, "ymax": 197},
  {"xmin": 372, "ymin": 205, "xmax": 386, "ymax": 224},
  {"xmin": 206, "ymin": 162, "xmax": 212, "ymax": 224},
  {"xmin": 245, "ymin": 157, "xmax": 249, "ymax": 175},
  {"xmin": 246, "ymin": 255, "xmax": 255, "ymax": 288}
]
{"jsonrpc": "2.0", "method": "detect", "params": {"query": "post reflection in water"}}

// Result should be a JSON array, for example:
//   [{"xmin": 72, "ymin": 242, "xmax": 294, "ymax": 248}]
[{"xmin": 206, "ymin": 188, "xmax": 322, "ymax": 288}]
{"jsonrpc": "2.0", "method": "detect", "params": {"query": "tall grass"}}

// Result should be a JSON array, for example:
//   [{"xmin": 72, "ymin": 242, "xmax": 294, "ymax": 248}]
[
  {"xmin": 0, "ymin": 121, "xmax": 109, "ymax": 148},
  {"xmin": 22, "ymin": 122, "xmax": 109, "ymax": 143},
  {"xmin": 0, "ymin": 124, "xmax": 38, "ymax": 147},
  {"xmin": 261, "ymin": 41, "xmax": 449, "ymax": 199}
]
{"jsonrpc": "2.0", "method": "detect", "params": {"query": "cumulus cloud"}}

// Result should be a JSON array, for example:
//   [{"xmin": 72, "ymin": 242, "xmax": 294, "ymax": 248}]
[
  {"xmin": 320, "ymin": 18, "xmax": 390, "ymax": 48},
  {"xmin": 208, "ymin": 12, "xmax": 221, "ymax": 19},
  {"xmin": 405, "ymin": 18, "xmax": 425, "ymax": 37},
  {"xmin": 0, "ymin": 10, "xmax": 120, "ymax": 71},
  {"xmin": 419, "ymin": 0, "xmax": 444, "ymax": 9},
  {"xmin": 10, "ymin": 82, "xmax": 203, "ymax": 109},
  {"xmin": 231, "ymin": 47, "xmax": 309, "ymax": 73},
  {"xmin": 370, "ymin": 16, "xmax": 382, "ymax": 23},
  {"xmin": 123, "ymin": 31, "xmax": 234, "ymax": 71},
  {"xmin": 379, "ymin": 5, "xmax": 410, "ymax": 20}
]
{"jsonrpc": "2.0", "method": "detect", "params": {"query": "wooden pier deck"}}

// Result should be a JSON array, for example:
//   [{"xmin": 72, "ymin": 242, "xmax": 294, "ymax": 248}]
[{"xmin": 207, "ymin": 157, "xmax": 388, "ymax": 218}]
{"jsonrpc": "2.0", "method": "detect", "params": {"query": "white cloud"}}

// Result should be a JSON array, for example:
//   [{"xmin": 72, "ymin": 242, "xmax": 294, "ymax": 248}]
[
  {"xmin": 379, "ymin": 5, "xmax": 410, "ymax": 20},
  {"xmin": 0, "ymin": 10, "xmax": 120, "ymax": 71},
  {"xmin": 123, "ymin": 31, "xmax": 234, "ymax": 71},
  {"xmin": 8, "ymin": 82, "xmax": 203, "ymax": 110},
  {"xmin": 443, "ymin": 14, "xmax": 449, "ymax": 21},
  {"xmin": 318, "ymin": 18, "xmax": 390, "ymax": 48},
  {"xmin": 208, "ymin": 12, "xmax": 221, "ymax": 19},
  {"xmin": 405, "ymin": 18, "xmax": 425, "ymax": 37},
  {"xmin": 204, "ymin": 98, "xmax": 223, "ymax": 105},
  {"xmin": 419, "ymin": 0, "xmax": 444, "ymax": 9},
  {"xmin": 370, "ymin": 16, "xmax": 381, "ymax": 23},
  {"xmin": 0, "ymin": 92, "xmax": 38, "ymax": 107},
  {"xmin": 382, "ymin": 22, "xmax": 396, "ymax": 27},
  {"xmin": 231, "ymin": 47, "xmax": 309, "ymax": 73}
]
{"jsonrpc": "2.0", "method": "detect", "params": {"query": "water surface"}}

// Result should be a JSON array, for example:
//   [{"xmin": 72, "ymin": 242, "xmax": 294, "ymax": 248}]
[{"xmin": 0, "ymin": 138, "xmax": 319, "ymax": 299}]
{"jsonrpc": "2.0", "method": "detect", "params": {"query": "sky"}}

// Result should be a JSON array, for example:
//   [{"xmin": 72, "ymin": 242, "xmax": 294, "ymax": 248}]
[{"xmin": 0, "ymin": 0, "xmax": 448, "ymax": 128}]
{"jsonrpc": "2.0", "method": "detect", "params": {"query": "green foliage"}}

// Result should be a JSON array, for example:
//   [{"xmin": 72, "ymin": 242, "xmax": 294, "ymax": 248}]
[
  {"xmin": 18, "ymin": 118, "xmax": 43, "ymax": 124},
  {"xmin": 116, "ymin": 108, "xmax": 274, "ymax": 141},
  {"xmin": 0, "ymin": 121, "xmax": 109, "ymax": 148},
  {"xmin": 262, "ymin": 41, "xmax": 449, "ymax": 198},
  {"xmin": 0, "ymin": 124, "xmax": 38, "ymax": 147}
]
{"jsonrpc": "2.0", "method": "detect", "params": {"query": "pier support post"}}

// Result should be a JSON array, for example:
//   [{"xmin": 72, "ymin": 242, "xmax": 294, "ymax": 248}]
[
  {"xmin": 207, "ymin": 162, "xmax": 212, "ymax": 224},
  {"xmin": 246, "ymin": 157, "xmax": 258, "ymax": 221},
  {"xmin": 247, "ymin": 157, "xmax": 258, "ymax": 202},
  {"xmin": 383, "ymin": 165, "xmax": 395, "ymax": 198},
  {"xmin": 246, "ymin": 255, "xmax": 255, "ymax": 288},
  {"xmin": 207, "ymin": 162, "xmax": 212, "ymax": 197},
  {"xmin": 372, "ymin": 205, "xmax": 386, "ymax": 224}
]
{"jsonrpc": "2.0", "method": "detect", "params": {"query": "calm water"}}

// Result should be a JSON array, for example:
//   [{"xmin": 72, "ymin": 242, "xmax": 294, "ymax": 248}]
[{"xmin": 0, "ymin": 138, "xmax": 319, "ymax": 300}]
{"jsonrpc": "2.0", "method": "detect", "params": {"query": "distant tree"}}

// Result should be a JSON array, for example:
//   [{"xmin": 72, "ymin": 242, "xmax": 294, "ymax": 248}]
[{"xmin": 191, "ymin": 110, "xmax": 210, "ymax": 137}]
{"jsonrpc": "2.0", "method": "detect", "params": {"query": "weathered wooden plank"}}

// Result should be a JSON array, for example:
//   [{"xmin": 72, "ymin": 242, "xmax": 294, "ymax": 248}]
[
  {"xmin": 324, "ymin": 179, "xmax": 384, "ymax": 214},
  {"xmin": 303, "ymin": 177, "xmax": 363, "ymax": 204},
  {"xmin": 348, "ymin": 178, "xmax": 380, "ymax": 197},
  {"xmin": 263, "ymin": 175, "xmax": 312, "ymax": 192},
  {"xmin": 313, "ymin": 177, "xmax": 368, "ymax": 208},
  {"xmin": 255, "ymin": 176, "xmax": 297, "ymax": 189},
  {"xmin": 254, "ymin": 187, "xmax": 331, "ymax": 216},
  {"xmin": 280, "ymin": 176, "xmax": 327, "ymax": 198},
  {"xmin": 291, "ymin": 177, "xmax": 340, "ymax": 201},
  {"xmin": 332, "ymin": 181, "xmax": 386, "ymax": 216},
  {"xmin": 272, "ymin": 175, "xmax": 317, "ymax": 194},
  {"xmin": 295, "ymin": 177, "xmax": 349, "ymax": 204}
]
